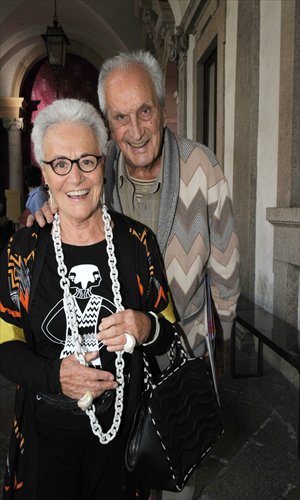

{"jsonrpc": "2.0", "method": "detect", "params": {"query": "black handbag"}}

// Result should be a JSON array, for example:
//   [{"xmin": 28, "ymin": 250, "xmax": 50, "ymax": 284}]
[{"xmin": 125, "ymin": 327, "xmax": 224, "ymax": 492}]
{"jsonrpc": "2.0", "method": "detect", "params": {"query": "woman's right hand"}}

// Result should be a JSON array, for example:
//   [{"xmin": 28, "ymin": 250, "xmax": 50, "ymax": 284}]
[
  {"xmin": 59, "ymin": 352, "xmax": 118, "ymax": 401},
  {"xmin": 26, "ymin": 201, "xmax": 56, "ymax": 227}
]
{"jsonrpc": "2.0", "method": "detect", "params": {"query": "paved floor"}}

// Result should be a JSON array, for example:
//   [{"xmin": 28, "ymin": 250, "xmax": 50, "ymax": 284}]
[
  {"xmin": 1, "ymin": 345, "xmax": 300, "ymax": 500},
  {"xmin": 193, "ymin": 361, "xmax": 300, "ymax": 499}
]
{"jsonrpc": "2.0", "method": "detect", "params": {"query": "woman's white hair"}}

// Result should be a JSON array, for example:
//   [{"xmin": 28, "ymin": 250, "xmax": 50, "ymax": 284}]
[
  {"xmin": 97, "ymin": 50, "xmax": 165, "ymax": 116},
  {"xmin": 31, "ymin": 98, "xmax": 108, "ymax": 165}
]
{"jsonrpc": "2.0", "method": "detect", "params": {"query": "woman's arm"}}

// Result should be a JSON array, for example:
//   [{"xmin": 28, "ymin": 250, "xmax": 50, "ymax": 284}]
[
  {"xmin": 0, "ymin": 340, "xmax": 119, "ymax": 399},
  {"xmin": 26, "ymin": 200, "xmax": 55, "ymax": 227},
  {"xmin": 0, "ymin": 237, "xmax": 118, "ymax": 400},
  {"xmin": 98, "ymin": 224, "xmax": 178, "ymax": 355},
  {"xmin": 141, "ymin": 230, "xmax": 178, "ymax": 354},
  {"xmin": 0, "ymin": 339, "xmax": 61, "ymax": 392}
]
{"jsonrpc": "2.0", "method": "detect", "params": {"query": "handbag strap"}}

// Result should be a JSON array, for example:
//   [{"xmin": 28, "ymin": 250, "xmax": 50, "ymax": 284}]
[{"xmin": 142, "ymin": 328, "xmax": 187, "ymax": 389}]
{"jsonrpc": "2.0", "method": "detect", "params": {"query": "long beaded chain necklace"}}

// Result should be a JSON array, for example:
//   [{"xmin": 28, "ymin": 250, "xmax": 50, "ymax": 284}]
[{"xmin": 52, "ymin": 204, "xmax": 125, "ymax": 444}]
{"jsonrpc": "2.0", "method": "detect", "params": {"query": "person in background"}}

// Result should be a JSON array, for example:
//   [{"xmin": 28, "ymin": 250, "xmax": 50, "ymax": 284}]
[
  {"xmin": 0, "ymin": 187, "xmax": 15, "ymax": 255},
  {"xmin": 0, "ymin": 98, "xmax": 176, "ymax": 500},
  {"xmin": 28, "ymin": 50, "xmax": 240, "ymax": 500},
  {"xmin": 24, "ymin": 164, "xmax": 49, "ymax": 214}
]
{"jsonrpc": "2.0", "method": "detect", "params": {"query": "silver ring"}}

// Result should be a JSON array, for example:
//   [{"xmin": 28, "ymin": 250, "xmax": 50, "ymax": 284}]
[
  {"xmin": 123, "ymin": 332, "xmax": 136, "ymax": 353},
  {"xmin": 77, "ymin": 390, "xmax": 94, "ymax": 411}
]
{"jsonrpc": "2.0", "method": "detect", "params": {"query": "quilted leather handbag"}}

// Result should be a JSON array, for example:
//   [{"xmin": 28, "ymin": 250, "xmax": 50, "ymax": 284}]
[{"xmin": 125, "ymin": 327, "xmax": 224, "ymax": 492}]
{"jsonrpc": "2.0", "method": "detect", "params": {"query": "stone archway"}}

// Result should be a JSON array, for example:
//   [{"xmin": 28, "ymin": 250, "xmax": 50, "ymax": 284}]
[
  {"xmin": 10, "ymin": 42, "xmax": 103, "ymax": 100},
  {"xmin": 20, "ymin": 53, "xmax": 100, "ymax": 191},
  {"xmin": 0, "ymin": 52, "xmax": 100, "ymax": 208},
  {"xmin": 0, "ymin": 43, "xmax": 103, "ymax": 196}
]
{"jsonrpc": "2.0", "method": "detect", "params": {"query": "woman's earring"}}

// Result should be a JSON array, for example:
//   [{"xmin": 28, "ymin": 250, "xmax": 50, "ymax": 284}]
[
  {"xmin": 46, "ymin": 186, "xmax": 57, "ymax": 210},
  {"xmin": 101, "ymin": 178, "xmax": 106, "ymax": 206},
  {"xmin": 44, "ymin": 184, "xmax": 49, "ymax": 191}
]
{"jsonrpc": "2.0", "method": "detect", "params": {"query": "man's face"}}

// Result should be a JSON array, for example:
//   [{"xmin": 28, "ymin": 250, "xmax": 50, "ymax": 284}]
[{"xmin": 105, "ymin": 66, "xmax": 165, "ymax": 172}]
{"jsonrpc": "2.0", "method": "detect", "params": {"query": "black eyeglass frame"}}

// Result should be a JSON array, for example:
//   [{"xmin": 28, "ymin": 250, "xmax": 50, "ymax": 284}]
[{"xmin": 42, "ymin": 154, "xmax": 103, "ymax": 176}]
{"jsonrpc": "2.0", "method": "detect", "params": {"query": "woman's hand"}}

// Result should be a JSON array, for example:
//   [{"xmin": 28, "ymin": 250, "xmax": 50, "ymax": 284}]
[
  {"xmin": 26, "ymin": 201, "xmax": 56, "ymax": 228},
  {"xmin": 59, "ymin": 351, "xmax": 118, "ymax": 400},
  {"xmin": 97, "ymin": 310, "xmax": 151, "ymax": 352}
]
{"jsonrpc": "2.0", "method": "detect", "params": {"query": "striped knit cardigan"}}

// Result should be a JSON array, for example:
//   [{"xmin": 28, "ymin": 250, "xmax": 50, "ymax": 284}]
[{"xmin": 105, "ymin": 128, "xmax": 240, "ymax": 354}]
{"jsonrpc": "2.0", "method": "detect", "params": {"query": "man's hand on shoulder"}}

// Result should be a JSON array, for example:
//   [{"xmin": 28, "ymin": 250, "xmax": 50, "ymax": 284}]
[{"xmin": 26, "ymin": 201, "xmax": 56, "ymax": 228}]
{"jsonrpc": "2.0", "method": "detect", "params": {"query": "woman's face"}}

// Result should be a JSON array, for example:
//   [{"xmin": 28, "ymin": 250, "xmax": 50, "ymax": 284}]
[{"xmin": 42, "ymin": 122, "xmax": 104, "ymax": 225}]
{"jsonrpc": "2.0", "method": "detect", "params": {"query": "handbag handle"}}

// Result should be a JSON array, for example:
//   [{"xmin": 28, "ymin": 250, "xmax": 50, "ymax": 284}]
[{"xmin": 142, "ymin": 328, "xmax": 187, "ymax": 389}]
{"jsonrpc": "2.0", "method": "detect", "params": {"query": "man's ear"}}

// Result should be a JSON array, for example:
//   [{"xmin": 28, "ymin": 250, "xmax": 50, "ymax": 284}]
[{"xmin": 108, "ymin": 121, "xmax": 115, "ymax": 140}]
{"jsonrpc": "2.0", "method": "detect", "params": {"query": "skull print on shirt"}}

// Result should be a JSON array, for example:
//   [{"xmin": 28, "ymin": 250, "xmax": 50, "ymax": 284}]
[{"xmin": 41, "ymin": 264, "xmax": 116, "ymax": 367}]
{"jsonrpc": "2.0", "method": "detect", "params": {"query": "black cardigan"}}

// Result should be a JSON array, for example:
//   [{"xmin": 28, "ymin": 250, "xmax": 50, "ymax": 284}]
[{"xmin": 0, "ymin": 210, "xmax": 177, "ymax": 499}]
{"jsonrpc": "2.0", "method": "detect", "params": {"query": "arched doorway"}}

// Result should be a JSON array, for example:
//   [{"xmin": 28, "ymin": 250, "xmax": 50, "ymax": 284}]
[{"xmin": 21, "ymin": 53, "xmax": 100, "ymax": 170}]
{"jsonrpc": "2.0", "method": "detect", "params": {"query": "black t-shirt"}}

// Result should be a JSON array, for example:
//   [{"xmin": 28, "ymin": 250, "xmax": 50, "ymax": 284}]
[
  {"xmin": 31, "ymin": 238, "xmax": 116, "ymax": 371},
  {"xmin": 31, "ymin": 238, "xmax": 121, "ymax": 431}
]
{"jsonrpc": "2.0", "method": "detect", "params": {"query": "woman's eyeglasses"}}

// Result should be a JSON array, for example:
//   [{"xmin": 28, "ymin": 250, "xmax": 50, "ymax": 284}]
[{"xmin": 42, "ymin": 154, "xmax": 103, "ymax": 176}]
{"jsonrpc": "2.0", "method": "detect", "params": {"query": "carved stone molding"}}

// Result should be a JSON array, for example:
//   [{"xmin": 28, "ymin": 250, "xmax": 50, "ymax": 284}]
[
  {"xmin": 0, "ymin": 97, "xmax": 25, "ymax": 120},
  {"xmin": 267, "ymin": 207, "xmax": 300, "ymax": 269},
  {"xmin": 138, "ymin": 2, "xmax": 175, "ymax": 69},
  {"xmin": 266, "ymin": 207, "xmax": 300, "ymax": 228},
  {"xmin": 143, "ymin": 8, "xmax": 158, "ymax": 42},
  {"xmin": 168, "ymin": 30, "xmax": 189, "ymax": 64},
  {"xmin": 3, "ymin": 118, "xmax": 24, "ymax": 131}
]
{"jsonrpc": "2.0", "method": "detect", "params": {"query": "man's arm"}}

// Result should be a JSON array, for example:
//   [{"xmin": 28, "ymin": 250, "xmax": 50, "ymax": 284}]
[
  {"xmin": 208, "ymin": 177, "xmax": 240, "ymax": 340},
  {"xmin": 26, "ymin": 201, "xmax": 56, "ymax": 227}
]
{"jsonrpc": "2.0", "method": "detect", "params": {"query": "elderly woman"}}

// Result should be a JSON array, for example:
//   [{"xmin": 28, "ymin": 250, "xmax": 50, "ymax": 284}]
[{"xmin": 0, "ymin": 99, "xmax": 177, "ymax": 500}]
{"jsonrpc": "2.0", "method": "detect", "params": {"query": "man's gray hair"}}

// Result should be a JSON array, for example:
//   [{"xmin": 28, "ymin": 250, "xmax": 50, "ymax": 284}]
[
  {"xmin": 98, "ymin": 50, "xmax": 165, "ymax": 116},
  {"xmin": 31, "ymin": 98, "xmax": 108, "ymax": 165}
]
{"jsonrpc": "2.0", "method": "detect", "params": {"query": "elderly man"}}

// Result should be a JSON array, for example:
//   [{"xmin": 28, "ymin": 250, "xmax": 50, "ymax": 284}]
[
  {"xmin": 98, "ymin": 51, "xmax": 240, "ymax": 355},
  {"xmin": 30, "ymin": 50, "xmax": 240, "ymax": 500}
]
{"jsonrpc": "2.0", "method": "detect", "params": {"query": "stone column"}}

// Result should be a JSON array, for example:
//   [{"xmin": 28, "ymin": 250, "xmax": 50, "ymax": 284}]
[
  {"xmin": 232, "ymin": 0, "xmax": 260, "ymax": 300},
  {"xmin": 3, "ymin": 118, "xmax": 24, "ymax": 195}
]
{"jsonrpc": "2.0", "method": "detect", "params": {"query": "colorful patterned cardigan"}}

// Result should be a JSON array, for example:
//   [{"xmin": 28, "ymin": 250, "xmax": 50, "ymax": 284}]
[
  {"xmin": 105, "ymin": 128, "xmax": 240, "ymax": 354},
  {"xmin": 0, "ymin": 211, "xmax": 176, "ymax": 498}
]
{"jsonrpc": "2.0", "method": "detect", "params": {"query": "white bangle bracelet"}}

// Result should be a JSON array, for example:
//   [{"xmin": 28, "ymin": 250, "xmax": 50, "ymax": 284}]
[{"xmin": 143, "ymin": 311, "xmax": 160, "ymax": 345}]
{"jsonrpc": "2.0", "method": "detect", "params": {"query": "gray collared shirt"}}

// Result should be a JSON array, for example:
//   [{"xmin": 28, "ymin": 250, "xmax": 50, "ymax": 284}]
[{"xmin": 117, "ymin": 154, "xmax": 163, "ymax": 234}]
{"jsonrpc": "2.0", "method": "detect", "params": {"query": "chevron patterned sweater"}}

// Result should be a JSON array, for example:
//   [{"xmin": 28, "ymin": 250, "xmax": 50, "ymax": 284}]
[{"xmin": 105, "ymin": 128, "xmax": 240, "ymax": 353}]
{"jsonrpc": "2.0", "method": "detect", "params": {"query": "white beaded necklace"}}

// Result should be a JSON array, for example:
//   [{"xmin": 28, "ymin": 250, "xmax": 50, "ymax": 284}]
[{"xmin": 52, "ymin": 204, "xmax": 125, "ymax": 444}]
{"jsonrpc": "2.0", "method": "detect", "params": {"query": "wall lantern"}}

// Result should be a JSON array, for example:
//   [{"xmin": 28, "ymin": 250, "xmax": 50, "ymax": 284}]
[{"xmin": 41, "ymin": 0, "xmax": 70, "ymax": 71}]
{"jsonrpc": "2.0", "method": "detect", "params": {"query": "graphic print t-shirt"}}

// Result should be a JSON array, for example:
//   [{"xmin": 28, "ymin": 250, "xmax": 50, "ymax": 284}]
[{"xmin": 30, "ymin": 239, "xmax": 120, "ymax": 430}]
